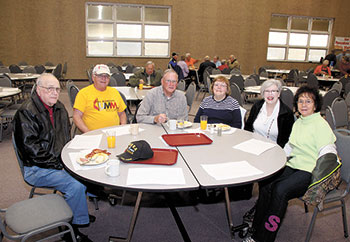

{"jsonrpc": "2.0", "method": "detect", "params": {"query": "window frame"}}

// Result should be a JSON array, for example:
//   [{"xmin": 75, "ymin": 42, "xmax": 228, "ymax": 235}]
[
  {"xmin": 86, "ymin": 2, "xmax": 171, "ymax": 58},
  {"xmin": 267, "ymin": 14, "xmax": 333, "ymax": 63}
]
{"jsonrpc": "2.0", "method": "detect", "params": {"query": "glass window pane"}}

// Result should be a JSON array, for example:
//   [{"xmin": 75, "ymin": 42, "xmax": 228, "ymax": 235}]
[
  {"xmin": 270, "ymin": 15, "xmax": 288, "ymax": 29},
  {"xmin": 87, "ymin": 24, "xmax": 113, "ymax": 38},
  {"xmin": 145, "ymin": 42, "xmax": 168, "ymax": 56},
  {"xmin": 87, "ymin": 5, "xmax": 112, "ymax": 20},
  {"xmin": 291, "ymin": 17, "xmax": 308, "ymax": 31},
  {"xmin": 288, "ymin": 48, "xmax": 306, "ymax": 61},
  {"xmin": 116, "ymin": 6, "xmax": 141, "ymax": 21},
  {"xmin": 310, "ymin": 34, "xmax": 328, "ymax": 47},
  {"xmin": 145, "ymin": 7, "xmax": 168, "ymax": 22},
  {"xmin": 88, "ymin": 41, "xmax": 113, "ymax": 56},
  {"xmin": 312, "ymin": 19, "xmax": 329, "ymax": 32},
  {"xmin": 267, "ymin": 47, "xmax": 286, "ymax": 60},
  {"xmin": 145, "ymin": 25, "xmax": 169, "ymax": 39},
  {"xmin": 268, "ymin": 32, "xmax": 287, "ymax": 45},
  {"xmin": 117, "ymin": 41, "xmax": 141, "ymax": 56},
  {"xmin": 117, "ymin": 24, "xmax": 141, "ymax": 38},
  {"xmin": 289, "ymin": 33, "xmax": 308, "ymax": 46},
  {"xmin": 309, "ymin": 49, "xmax": 327, "ymax": 62}
]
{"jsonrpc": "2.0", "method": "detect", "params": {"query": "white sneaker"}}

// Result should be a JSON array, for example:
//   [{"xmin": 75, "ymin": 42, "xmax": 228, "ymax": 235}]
[{"xmin": 242, "ymin": 236, "xmax": 256, "ymax": 242}]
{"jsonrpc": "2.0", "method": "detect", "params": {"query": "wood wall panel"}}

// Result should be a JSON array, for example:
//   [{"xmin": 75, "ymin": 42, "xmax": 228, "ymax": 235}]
[{"xmin": 0, "ymin": 0, "xmax": 349, "ymax": 79}]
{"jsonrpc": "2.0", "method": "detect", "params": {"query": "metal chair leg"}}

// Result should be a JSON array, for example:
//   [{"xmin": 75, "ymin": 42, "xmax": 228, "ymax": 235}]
[
  {"xmin": 341, "ymin": 198, "xmax": 349, "ymax": 237},
  {"xmin": 305, "ymin": 207, "xmax": 319, "ymax": 242}
]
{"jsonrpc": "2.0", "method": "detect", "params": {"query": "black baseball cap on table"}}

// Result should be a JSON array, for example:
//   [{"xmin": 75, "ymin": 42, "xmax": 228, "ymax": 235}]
[{"xmin": 117, "ymin": 140, "xmax": 154, "ymax": 162}]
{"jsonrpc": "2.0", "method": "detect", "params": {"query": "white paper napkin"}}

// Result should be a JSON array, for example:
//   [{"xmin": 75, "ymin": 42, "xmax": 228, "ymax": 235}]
[
  {"xmin": 233, "ymin": 138, "xmax": 276, "ymax": 155},
  {"xmin": 67, "ymin": 135, "xmax": 103, "ymax": 149},
  {"xmin": 201, "ymin": 161, "xmax": 263, "ymax": 180},
  {"xmin": 104, "ymin": 126, "xmax": 145, "ymax": 137}
]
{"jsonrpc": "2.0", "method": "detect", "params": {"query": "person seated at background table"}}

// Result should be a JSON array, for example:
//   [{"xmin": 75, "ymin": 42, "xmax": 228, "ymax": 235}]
[
  {"xmin": 129, "ymin": 61, "xmax": 162, "ymax": 87},
  {"xmin": 228, "ymin": 54, "xmax": 240, "ymax": 70},
  {"xmin": 194, "ymin": 76, "xmax": 241, "ymax": 128},
  {"xmin": 13, "ymin": 73, "xmax": 94, "ymax": 242},
  {"xmin": 136, "ymin": 69, "xmax": 188, "ymax": 124},
  {"xmin": 177, "ymin": 55, "xmax": 189, "ymax": 79},
  {"xmin": 198, "ymin": 55, "xmax": 216, "ymax": 83},
  {"xmin": 339, "ymin": 56, "xmax": 350, "ymax": 77},
  {"xmin": 218, "ymin": 59, "xmax": 229, "ymax": 71},
  {"xmin": 314, "ymin": 60, "xmax": 331, "ymax": 76},
  {"xmin": 168, "ymin": 52, "xmax": 178, "ymax": 68},
  {"xmin": 244, "ymin": 86, "xmax": 337, "ymax": 242},
  {"xmin": 324, "ymin": 49, "xmax": 337, "ymax": 67},
  {"xmin": 243, "ymin": 79, "xmax": 295, "ymax": 223},
  {"xmin": 73, "ymin": 64, "xmax": 127, "ymax": 133},
  {"xmin": 185, "ymin": 52, "xmax": 199, "ymax": 69},
  {"xmin": 213, "ymin": 55, "xmax": 221, "ymax": 68}
]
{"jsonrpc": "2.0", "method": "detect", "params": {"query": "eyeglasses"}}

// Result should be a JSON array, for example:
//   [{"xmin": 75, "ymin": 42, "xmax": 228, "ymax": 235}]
[
  {"xmin": 165, "ymin": 80, "xmax": 177, "ymax": 84},
  {"xmin": 214, "ymin": 83, "xmax": 227, "ymax": 88},
  {"xmin": 264, "ymin": 90, "xmax": 279, "ymax": 94},
  {"xmin": 298, "ymin": 99, "xmax": 314, "ymax": 105},
  {"xmin": 95, "ymin": 74, "xmax": 110, "ymax": 79},
  {"xmin": 39, "ymin": 86, "xmax": 61, "ymax": 93}
]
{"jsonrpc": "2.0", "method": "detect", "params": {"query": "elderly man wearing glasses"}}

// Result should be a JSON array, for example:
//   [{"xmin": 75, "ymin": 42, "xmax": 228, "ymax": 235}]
[
  {"xmin": 73, "ymin": 64, "xmax": 127, "ymax": 133},
  {"xmin": 136, "ymin": 69, "xmax": 188, "ymax": 124},
  {"xmin": 13, "ymin": 73, "xmax": 94, "ymax": 241}
]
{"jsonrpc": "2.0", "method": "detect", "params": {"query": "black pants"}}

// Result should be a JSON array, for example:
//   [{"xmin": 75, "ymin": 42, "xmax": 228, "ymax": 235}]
[{"xmin": 252, "ymin": 166, "xmax": 311, "ymax": 242}]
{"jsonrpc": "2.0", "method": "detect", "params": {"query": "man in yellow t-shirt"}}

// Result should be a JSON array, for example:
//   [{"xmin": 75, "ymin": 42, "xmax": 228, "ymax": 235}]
[{"xmin": 73, "ymin": 64, "xmax": 127, "ymax": 133}]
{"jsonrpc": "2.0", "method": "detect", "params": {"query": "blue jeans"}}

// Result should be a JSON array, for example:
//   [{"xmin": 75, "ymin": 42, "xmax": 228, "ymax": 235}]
[{"xmin": 24, "ymin": 166, "xmax": 89, "ymax": 225}]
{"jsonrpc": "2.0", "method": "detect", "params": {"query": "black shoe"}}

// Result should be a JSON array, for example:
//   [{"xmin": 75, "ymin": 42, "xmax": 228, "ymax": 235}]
[
  {"xmin": 89, "ymin": 214, "xmax": 96, "ymax": 223},
  {"xmin": 62, "ymin": 229, "xmax": 93, "ymax": 242}
]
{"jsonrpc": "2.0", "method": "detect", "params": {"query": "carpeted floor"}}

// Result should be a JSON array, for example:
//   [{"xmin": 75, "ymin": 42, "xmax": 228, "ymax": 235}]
[{"xmin": 1, "ymin": 81, "xmax": 349, "ymax": 242}]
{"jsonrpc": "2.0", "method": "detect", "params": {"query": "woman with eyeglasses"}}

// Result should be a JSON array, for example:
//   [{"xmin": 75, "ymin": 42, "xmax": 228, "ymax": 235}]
[
  {"xmin": 194, "ymin": 76, "xmax": 241, "ymax": 128},
  {"xmin": 244, "ymin": 86, "xmax": 337, "ymax": 242}
]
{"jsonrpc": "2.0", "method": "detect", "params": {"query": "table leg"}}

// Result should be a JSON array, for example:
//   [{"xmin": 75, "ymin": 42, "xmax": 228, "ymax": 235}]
[
  {"xmin": 109, "ymin": 191, "xmax": 143, "ymax": 242},
  {"xmin": 224, "ymin": 187, "xmax": 235, "ymax": 240},
  {"xmin": 163, "ymin": 193, "xmax": 192, "ymax": 242}
]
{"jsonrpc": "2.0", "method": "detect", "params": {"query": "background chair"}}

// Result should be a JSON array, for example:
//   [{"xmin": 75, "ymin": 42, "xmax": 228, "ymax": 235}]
[
  {"xmin": 9, "ymin": 64, "xmax": 22, "ymax": 73},
  {"xmin": 108, "ymin": 76, "xmax": 118, "ymax": 86},
  {"xmin": 304, "ymin": 128, "xmax": 350, "ymax": 242},
  {"xmin": 61, "ymin": 62, "xmax": 68, "ymax": 82},
  {"xmin": 185, "ymin": 81, "xmax": 196, "ymax": 114},
  {"xmin": 22, "ymin": 66, "xmax": 36, "ymax": 73},
  {"xmin": 125, "ymin": 64, "xmax": 134, "ymax": 73},
  {"xmin": 325, "ymin": 106, "xmax": 335, "ymax": 130},
  {"xmin": 280, "ymin": 87, "xmax": 294, "ymax": 111},
  {"xmin": 196, "ymin": 70, "xmax": 210, "ymax": 100},
  {"xmin": 229, "ymin": 75, "xmax": 244, "ymax": 92},
  {"xmin": 177, "ymin": 79, "xmax": 186, "ymax": 91},
  {"xmin": 306, "ymin": 73, "xmax": 319, "ymax": 89},
  {"xmin": 230, "ymin": 83, "xmax": 242, "ymax": 106},
  {"xmin": 330, "ymin": 82, "xmax": 342, "ymax": 95},
  {"xmin": 0, "ymin": 66, "xmax": 10, "ymax": 73},
  {"xmin": 34, "ymin": 65, "xmax": 46, "ymax": 74},
  {"xmin": 322, "ymin": 89, "xmax": 339, "ymax": 114},
  {"xmin": 112, "ymin": 72, "xmax": 126, "ymax": 86},
  {"xmin": 0, "ymin": 194, "xmax": 75, "ymax": 242},
  {"xmin": 53, "ymin": 63, "xmax": 62, "ymax": 80},
  {"xmin": 230, "ymin": 68, "xmax": 241, "ymax": 75},
  {"xmin": 331, "ymin": 97, "xmax": 349, "ymax": 129}
]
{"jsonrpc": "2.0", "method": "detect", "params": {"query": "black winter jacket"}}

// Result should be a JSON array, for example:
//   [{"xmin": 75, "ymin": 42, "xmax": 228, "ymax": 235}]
[
  {"xmin": 244, "ymin": 99, "xmax": 294, "ymax": 148},
  {"xmin": 13, "ymin": 91, "xmax": 71, "ymax": 169}
]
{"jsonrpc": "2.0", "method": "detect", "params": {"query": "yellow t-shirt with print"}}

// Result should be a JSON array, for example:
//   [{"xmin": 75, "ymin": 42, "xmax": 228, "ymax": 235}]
[{"xmin": 74, "ymin": 85, "xmax": 126, "ymax": 130}]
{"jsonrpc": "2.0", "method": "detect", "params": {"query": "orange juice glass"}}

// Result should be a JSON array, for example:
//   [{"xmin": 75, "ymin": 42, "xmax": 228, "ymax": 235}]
[
  {"xmin": 139, "ymin": 83, "xmax": 143, "ymax": 90},
  {"xmin": 200, "ymin": 115, "xmax": 208, "ymax": 130},
  {"xmin": 107, "ymin": 136, "xmax": 116, "ymax": 148}
]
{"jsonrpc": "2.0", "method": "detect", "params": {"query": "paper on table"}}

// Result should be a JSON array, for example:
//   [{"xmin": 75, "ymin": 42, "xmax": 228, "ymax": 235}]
[
  {"xmin": 201, "ymin": 161, "xmax": 263, "ymax": 180},
  {"xmin": 185, "ymin": 128, "xmax": 205, "ymax": 134},
  {"xmin": 67, "ymin": 135, "xmax": 102, "ymax": 149},
  {"xmin": 68, "ymin": 151, "xmax": 107, "ymax": 171},
  {"xmin": 104, "ymin": 126, "xmax": 145, "ymax": 137},
  {"xmin": 233, "ymin": 138, "xmax": 276, "ymax": 155},
  {"xmin": 126, "ymin": 168, "xmax": 185, "ymax": 185}
]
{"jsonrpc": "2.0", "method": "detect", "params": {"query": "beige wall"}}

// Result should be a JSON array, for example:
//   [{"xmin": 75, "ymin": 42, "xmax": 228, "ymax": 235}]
[{"xmin": 0, "ymin": 0, "xmax": 349, "ymax": 79}]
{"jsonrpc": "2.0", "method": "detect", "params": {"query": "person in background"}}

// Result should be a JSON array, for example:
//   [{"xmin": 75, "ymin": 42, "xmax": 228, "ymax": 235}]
[
  {"xmin": 177, "ymin": 55, "xmax": 189, "ymax": 79},
  {"xmin": 168, "ymin": 52, "xmax": 178, "ymax": 68},
  {"xmin": 324, "ymin": 49, "xmax": 337, "ymax": 68},
  {"xmin": 198, "ymin": 55, "xmax": 216, "ymax": 83},
  {"xmin": 218, "ymin": 59, "xmax": 229, "ymax": 71},
  {"xmin": 194, "ymin": 76, "xmax": 241, "ymax": 128},
  {"xmin": 314, "ymin": 59, "xmax": 331, "ymax": 76},
  {"xmin": 136, "ymin": 69, "xmax": 188, "ymax": 124},
  {"xmin": 244, "ymin": 86, "xmax": 337, "ymax": 242},
  {"xmin": 129, "ymin": 61, "xmax": 162, "ymax": 87},
  {"xmin": 228, "ymin": 54, "xmax": 240, "ymax": 70},
  {"xmin": 73, "ymin": 64, "xmax": 127, "ymax": 133},
  {"xmin": 185, "ymin": 53, "xmax": 199, "ymax": 69},
  {"xmin": 13, "ymin": 73, "xmax": 94, "ymax": 242},
  {"xmin": 213, "ymin": 56, "xmax": 221, "ymax": 68},
  {"xmin": 336, "ymin": 49, "xmax": 350, "ymax": 69},
  {"xmin": 339, "ymin": 56, "xmax": 350, "ymax": 77}
]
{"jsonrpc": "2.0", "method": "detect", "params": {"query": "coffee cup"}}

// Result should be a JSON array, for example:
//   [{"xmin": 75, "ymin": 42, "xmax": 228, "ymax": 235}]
[
  {"xmin": 167, "ymin": 119, "xmax": 177, "ymax": 130},
  {"xmin": 105, "ymin": 159, "xmax": 120, "ymax": 177}
]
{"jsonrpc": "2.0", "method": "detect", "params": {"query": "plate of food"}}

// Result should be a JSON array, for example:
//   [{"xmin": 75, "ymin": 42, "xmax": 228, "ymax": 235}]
[
  {"xmin": 76, "ymin": 149, "xmax": 111, "ymax": 166},
  {"xmin": 142, "ymin": 85, "xmax": 153, "ymax": 89},
  {"xmin": 177, "ymin": 120, "xmax": 193, "ymax": 128},
  {"xmin": 210, "ymin": 123, "xmax": 231, "ymax": 131}
]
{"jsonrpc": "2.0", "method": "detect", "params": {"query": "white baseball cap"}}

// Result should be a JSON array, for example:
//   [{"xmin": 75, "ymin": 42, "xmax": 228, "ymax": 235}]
[{"xmin": 92, "ymin": 64, "xmax": 111, "ymax": 76}]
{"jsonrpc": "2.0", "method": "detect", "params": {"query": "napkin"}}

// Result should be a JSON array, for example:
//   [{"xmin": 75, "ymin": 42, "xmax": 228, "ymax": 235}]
[
  {"xmin": 201, "ymin": 161, "xmax": 263, "ymax": 180},
  {"xmin": 233, "ymin": 138, "xmax": 276, "ymax": 155},
  {"xmin": 67, "ymin": 135, "xmax": 103, "ymax": 149},
  {"xmin": 104, "ymin": 125, "xmax": 145, "ymax": 137}
]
